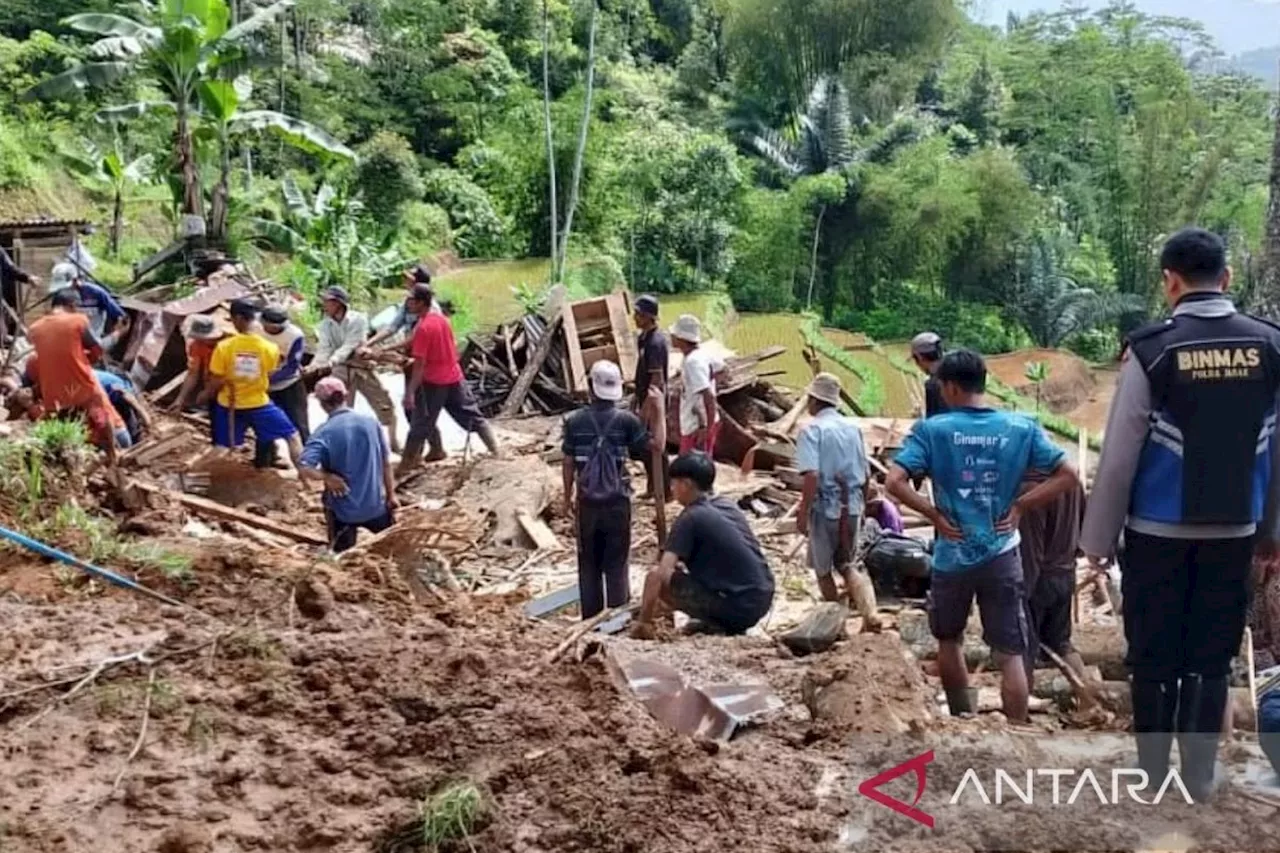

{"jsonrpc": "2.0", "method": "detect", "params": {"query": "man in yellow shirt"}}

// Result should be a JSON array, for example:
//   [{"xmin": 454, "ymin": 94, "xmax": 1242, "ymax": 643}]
[{"xmin": 199, "ymin": 300, "xmax": 303, "ymax": 465}]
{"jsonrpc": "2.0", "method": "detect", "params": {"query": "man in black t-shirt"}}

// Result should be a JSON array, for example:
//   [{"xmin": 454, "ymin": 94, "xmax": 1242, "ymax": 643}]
[
  {"xmin": 911, "ymin": 331, "xmax": 948, "ymax": 418},
  {"xmin": 633, "ymin": 294, "xmax": 671, "ymax": 500},
  {"xmin": 632, "ymin": 452, "xmax": 776, "ymax": 638},
  {"xmin": 562, "ymin": 360, "xmax": 650, "ymax": 619}
]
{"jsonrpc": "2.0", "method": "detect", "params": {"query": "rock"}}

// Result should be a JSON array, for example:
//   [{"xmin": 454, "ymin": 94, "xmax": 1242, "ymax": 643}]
[
  {"xmin": 295, "ymin": 578, "xmax": 335, "ymax": 620},
  {"xmin": 156, "ymin": 823, "xmax": 213, "ymax": 853},
  {"xmin": 779, "ymin": 602, "xmax": 848, "ymax": 655}
]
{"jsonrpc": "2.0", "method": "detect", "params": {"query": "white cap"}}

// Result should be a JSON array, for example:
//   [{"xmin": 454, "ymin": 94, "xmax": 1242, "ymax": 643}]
[
  {"xmin": 910, "ymin": 331, "xmax": 942, "ymax": 357},
  {"xmin": 589, "ymin": 359, "xmax": 623, "ymax": 402},
  {"xmin": 670, "ymin": 314, "xmax": 702, "ymax": 344},
  {"xmin": 49, "ymin": 262, "xmax": 79, "ymax": 293}
]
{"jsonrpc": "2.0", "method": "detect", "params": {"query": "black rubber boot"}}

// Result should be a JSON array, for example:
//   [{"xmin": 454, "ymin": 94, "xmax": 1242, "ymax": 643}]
[
  {"xmin": 945, "ymin": 687, "xmax": 977, "ymax": 717},
  {"xmin": 1176, "ymin": 674, "xmax": 1228, "ymax": 803},
  {"xmin": 1132, "ymin": 679, "xmax": 1178, "ymax": 786}
]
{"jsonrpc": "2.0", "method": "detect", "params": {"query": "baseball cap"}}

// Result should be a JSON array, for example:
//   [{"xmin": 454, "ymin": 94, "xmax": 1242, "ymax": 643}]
[
  {"xmin": 910, "ymin": 332, "xmax": 943, "ymax": 357},
  {"xmin": 48, "ymin": 262, "xmax": 79, "ymax": 293},
  {"xmin": 670, "ymin": 314, "xmax": 702, "ymax": 344},
  {"xmin": 260, "ymin": 306, "xmax": 288, "ymax": 325},
  {"xmin": 314, "ymin": 376, "xmax": 348, "ymax": 404},
  {"xmin": 589, "ymin": 359, "xmax": 623, "ymax": 402},
  {"xmin": 229, "ymin": 299, "xmax": 259, "ymax": 320},
  {"xmin": 806, "ymin": 372, "xmax": 842, "ymax": 406},
  {"xmin": 635, "ymin": 294, "xmax": 659, "ymax": 318},
  {"xmin": 321, "ymin": 286, "xmax": 350, "ymax": 306}
]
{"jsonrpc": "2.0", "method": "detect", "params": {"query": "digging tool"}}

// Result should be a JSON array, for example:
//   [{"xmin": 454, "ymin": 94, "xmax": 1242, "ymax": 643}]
[
  {"xmin": 650, "ymin": 389, "xmax": 667, "ymax": 548},
  {"xmin": 0, "ymin": 524, "xmax": 184, "ymax": 607}
]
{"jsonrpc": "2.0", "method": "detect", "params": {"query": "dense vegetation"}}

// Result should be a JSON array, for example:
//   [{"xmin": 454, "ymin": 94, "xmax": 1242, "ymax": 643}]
[{"xmin": 0, "ymin": 0, "xmax": 1273, "ymax": 357}]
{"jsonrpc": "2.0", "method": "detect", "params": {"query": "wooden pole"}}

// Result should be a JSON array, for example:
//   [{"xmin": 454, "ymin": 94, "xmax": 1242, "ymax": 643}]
[
  {"xmin": 652, "ymin": 390, "xmax": 667, "ymax": 549},
  {"xmin": 1078, "ymin": 427, "xmax": 1089, "ymax": 492}
]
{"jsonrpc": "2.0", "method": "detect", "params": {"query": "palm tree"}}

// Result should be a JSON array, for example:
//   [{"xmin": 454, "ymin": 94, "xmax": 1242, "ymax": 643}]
[
  {"xmin": 1008, "ymin": 235, "xmax": 1144, "ymax": 349},
  {"xmin": 740, "ymin": 75, "xmax": 929, "ymax": 311},
  {"xmin": 29, "ymin": 0, "xmax": 351, "ymax": 241},
  {"xmin": 62, "ymin": 139, "xmax": 153, "ymax": 257}
]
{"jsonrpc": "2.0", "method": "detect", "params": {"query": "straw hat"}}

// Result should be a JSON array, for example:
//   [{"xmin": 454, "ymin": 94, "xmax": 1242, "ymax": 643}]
[{"xmin": 806, "ymin": 372, "xmax": 843, "ymax": 407}]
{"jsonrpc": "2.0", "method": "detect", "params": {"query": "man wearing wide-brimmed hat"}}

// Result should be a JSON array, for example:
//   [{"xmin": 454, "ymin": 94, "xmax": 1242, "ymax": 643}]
[
  {"xmin": 670, "ymin": 314, "xmax": 722, "ymax": 458},
  {"xmin": 796, "ymin": 372, "xmax": 880, "ymax": 632},
  {"xmin": 310, "ymin": 285, "xmax": 401, "ymax": 454},
  {"xmin": 170, "ymin": 314, "xmax": 227, "ymax": 413}
]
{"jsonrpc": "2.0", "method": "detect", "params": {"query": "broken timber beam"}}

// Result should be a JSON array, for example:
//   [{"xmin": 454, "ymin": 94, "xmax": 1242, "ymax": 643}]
[
  {"xmin": 135, "ymin": 482, "xmax": 328, "ymax": 546},
  {"xmin": 147, "ymin": 370, "xmax": 188, "ymax": 404},
  {"xmin": 501, "ymin": 313, "xmax": 564, "ymax": 417}
]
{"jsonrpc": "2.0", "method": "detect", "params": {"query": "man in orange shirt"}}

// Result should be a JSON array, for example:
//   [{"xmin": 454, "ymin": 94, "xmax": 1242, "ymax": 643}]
[
  {"xmin": 169, "ymin": 315, "xmax": 225, "ymax": 412},
  {"xmin": 401, "ymin": 283, "xmax": 499, "ymax": 472},
  {"xmin": 26, "ymin": 288, "xmax": 124, "ymax": 463}
]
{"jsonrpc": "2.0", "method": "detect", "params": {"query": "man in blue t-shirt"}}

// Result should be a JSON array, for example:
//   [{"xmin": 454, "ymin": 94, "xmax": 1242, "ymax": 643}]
[
  {"xmin": 887, "ymin": 349, "xmax": 1079, "ymax": 722},
  {"xmin": 298, "ymin": 376, "xmax": 399, "ymax": 553},
  {"xmin": 94, "ymin": 368, "xmax": 151, "ymax": 443}
]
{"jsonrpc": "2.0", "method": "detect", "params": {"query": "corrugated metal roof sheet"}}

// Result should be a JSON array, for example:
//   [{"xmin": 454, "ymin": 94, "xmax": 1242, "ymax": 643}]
[{"xmin": 0, "ymin": 217, "xmax": 91, "ymax": 230}]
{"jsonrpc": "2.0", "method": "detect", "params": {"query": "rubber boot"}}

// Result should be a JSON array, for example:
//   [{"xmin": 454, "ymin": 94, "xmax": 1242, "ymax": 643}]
[
  {"xmin": 396, "ymin": 436, "xmax": 425, "ymax": 477},
  {"xmin": 945, "ymin": 687, "xmax": 977, "ymax": 717},
  {"xmin": 424, "ymin": 426, "xmax": 446, "ymax": 463},
  {"xmin": 1132, "ymin": 679, "xmax": 1178, "ymax": 787},
  {"xmin": 1176, "ymin": 674, "xmax": 1228, "ymax": 803},
  {"xmin": 476, "ymin": 421, "xmax": 502, "ymax": 459}
]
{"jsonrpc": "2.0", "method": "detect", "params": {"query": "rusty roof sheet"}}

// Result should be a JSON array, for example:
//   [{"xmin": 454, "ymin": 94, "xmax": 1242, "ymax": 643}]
[{"xmin": 119, "ymin": 280, "xmax": 249, "ymax": 317}]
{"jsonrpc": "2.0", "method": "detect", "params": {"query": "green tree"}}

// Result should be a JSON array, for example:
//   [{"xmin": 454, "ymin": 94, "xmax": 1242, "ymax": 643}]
[
  {"xmin": 30, "ymin": 0, "xmax": 350, "ymax": 240},
  {"xmin": 354, "ymin": 130, "xmax": 424, "ymax": 225},
  {"xmin": 1006, "ymin": 234, "xmax": 1143, "ymax": 348},
  {"xmin": 61, "ymin": 137, "xmax": 153, "ymax": 256}
]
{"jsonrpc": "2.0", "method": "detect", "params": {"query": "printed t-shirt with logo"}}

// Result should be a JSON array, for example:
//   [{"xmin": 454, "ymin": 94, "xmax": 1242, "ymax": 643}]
[
  {"xmin": 209, "ymin": 333, "xmax": 279, "ymax": 410},
  {"xmin": 893, "ymin": 407, "xmax": 1065, "ymax": 573}
]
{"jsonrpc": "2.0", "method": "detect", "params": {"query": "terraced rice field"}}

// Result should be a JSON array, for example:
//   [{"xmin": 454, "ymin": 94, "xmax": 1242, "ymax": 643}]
[
  {"xmin": 723, "ymin": 313, "xmax": 863, "ymax": 399},
  {"xmin": 820, "ymin": 329, "xmax": 921, "ymax": 417},
  {"xmin": 435, "ymin": 258, "xmax": 552, "ymax": 327}
]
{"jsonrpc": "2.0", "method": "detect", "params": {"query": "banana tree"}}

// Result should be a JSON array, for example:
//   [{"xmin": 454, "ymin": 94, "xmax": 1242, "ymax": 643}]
[
  {"xmin": 253, "ymin": 177, "xmax": 408, "ymax": 299},
  {"xmin": 28, "ymin": 0, "xmax": 299, "ymax": 229},
  {"xmin": 62, "ymin": 140, "xmax": 154, "ymax": 257},
  {"xmin": 198, "ymin": 76, "xmax": 353, "ymax": 241}
]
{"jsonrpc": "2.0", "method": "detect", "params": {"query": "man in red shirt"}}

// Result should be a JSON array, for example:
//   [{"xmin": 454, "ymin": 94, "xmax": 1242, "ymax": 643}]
[
  {"xmin": 401, "ymin": 283, "xmax": 499, "ymax": 472},
  {"xmin": 27, "ymin": 288, "xmax": 123, "ymax": 464}
]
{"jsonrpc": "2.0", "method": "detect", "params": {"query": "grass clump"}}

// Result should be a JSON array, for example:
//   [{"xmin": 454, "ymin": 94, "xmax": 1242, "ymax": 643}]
[{"xmin": 421, "ymin": 781, "xmax": 487, "ymax": 851}]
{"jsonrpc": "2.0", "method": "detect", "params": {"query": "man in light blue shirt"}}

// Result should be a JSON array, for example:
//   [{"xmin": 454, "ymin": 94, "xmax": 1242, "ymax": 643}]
[
  {"xmin": 298, "ymin": 377, "xmax": 399, "ymax": 553},
  {"xmin": 887, "ymin": 350, "xmax": 1078, "ymax": 722},
  {"xmin": 796, "ymin": 372, "xmax": 879, "ymax": 630}
]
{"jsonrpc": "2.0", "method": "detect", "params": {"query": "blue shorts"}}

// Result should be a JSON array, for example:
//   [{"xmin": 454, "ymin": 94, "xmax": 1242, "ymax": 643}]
[{"xmin": 211, "ymin": 402, "xmax": 298, "ymax": 448}]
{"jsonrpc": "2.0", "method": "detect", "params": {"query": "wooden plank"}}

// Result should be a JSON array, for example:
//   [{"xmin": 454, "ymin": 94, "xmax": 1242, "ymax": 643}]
[
  {"xmin": 147, "ymin": 370, "xmax": 188, "ymax": 403},
  {"xmin": 561, "ymin": 301, "xmax": 587, "ymax": 395},
  {"xmin": 502, "ymin": 313, "xmax": 564, "ymax": 417},
  {"xmin": 516, "ymin": 509, "xmax": 561, "ymax": 551},
  {"xmin": 523, "ymin": 583, "xmax": 581, "ymax": 619},
  {"xmin": 122, "ymin": 431, "xmax": 189, "ymax": 466},
  {"xmin": 134, "ymin": 482, "xmax": 328, "ymax": 546},
  {"xmin": 501, "ymin": 325, "xmax": 518, "ymax": 376},
  {"xmin": 606, "ymin": 292, "xmax": 638, "ymax": 385}
]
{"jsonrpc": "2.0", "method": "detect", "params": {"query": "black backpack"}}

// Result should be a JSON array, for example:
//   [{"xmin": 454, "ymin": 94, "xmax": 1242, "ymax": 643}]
[{"xmin": 578, "ymin": 410, "xmax": 625, "ymax": 503}]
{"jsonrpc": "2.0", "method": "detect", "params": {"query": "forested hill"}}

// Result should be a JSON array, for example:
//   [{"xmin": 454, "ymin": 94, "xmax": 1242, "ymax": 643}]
[{"xmin": 0, "ymin": 0, "xmax": 1272, "ymax": 360}]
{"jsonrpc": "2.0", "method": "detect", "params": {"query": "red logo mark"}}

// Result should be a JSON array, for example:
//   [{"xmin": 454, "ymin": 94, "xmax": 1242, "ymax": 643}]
[{"xmin": 857, "ymin": 749, "xmax": 935, "ymax": 828}]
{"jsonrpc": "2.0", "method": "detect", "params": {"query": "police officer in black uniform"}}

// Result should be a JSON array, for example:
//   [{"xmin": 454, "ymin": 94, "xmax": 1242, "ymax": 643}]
[{"xmin": 1082, "ymin": 227, "xmax": 1280, "ymax": 801}]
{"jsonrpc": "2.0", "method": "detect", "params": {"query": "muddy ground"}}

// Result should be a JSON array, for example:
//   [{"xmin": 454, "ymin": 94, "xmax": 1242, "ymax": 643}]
[{"xmin": 2, "ymin": 428, "xmax": 1279, "ymax": 852}]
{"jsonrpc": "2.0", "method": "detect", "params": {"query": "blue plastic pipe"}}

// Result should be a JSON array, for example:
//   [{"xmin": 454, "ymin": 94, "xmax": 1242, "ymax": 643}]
[{"xmin": 0, "ymin": 524, "xmax": 185, "ymax": 607}]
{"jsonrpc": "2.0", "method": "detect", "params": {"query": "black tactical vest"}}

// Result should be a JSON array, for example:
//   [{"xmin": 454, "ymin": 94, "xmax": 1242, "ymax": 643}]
[{"xmin": 1127, "ymin": 295, "xmax": 1280, "ymax": 525}]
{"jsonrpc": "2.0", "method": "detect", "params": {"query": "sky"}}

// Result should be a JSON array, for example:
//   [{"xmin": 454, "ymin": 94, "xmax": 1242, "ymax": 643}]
[{"xmin": 970, "ymin": 0, "xmax": 1280, "ymax": 54}]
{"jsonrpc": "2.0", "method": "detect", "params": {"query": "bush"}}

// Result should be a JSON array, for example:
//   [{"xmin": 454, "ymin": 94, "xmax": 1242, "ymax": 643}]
[
  {"xmin": 397, "ymin": 201, "xmax": 452, "ymax": 256},
  {"xmin": 1064, "ymin": 328, "xmax": 1120, "ymax": 364},
  {"xmin": 355, "ymin": 131, "xmax": 423, "ymax": 225},
  {"xmin": 422, "ymin": 167, "xmax": 509, "ymax": 258},
  {"xmin": 565, "ymin": 254, "xmax": 625, "ymax": 298},
  {"xmin": 833, "ymin": 284, "xmax": 1025, "ymax": 353}
]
